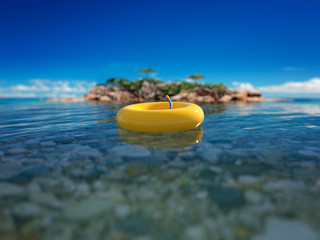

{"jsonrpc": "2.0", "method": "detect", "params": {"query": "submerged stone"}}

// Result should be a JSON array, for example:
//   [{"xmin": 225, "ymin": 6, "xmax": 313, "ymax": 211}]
[
  {"xmin": 0, "ymin": 182, "xmax": 25, "ymax": 197},
  {"xmin": 30, "ymin": 192, "xmax": 64, "ymax": 209},
  {"xmin": 202, "ymin": 148, "xmax": 223, "ymax": 163},
  {"xmin": 117, "ymin": 214, "xmax": 151, "ymax": 235},
  {"xmin": 183, "ymin": 225, "xmax": 206, "ymax": 240},
  {"xmin": 40, "ymin": 141, "xmax": 56, "ymax": 147},
  {"xmin": 125, "ymin": 161, "xmax": 149, "ymax": 177},
  {"xmin": 109, "ymin": 145, "xmax": 151, "ymax": 158},
  {"xmin": 63, "ymin": 199, "xmax": 111, "ymax": 221},
  {"xmin": 13, "ymin": 202, "xmax": 41, "ymax": 217},
  {"xmin": 252, "ymin": 217, "xmax": 319, "ymax": 240},
  {"xmin": 25, "ymin": 139, "xmax": 40, "ymax": 145},
  {"xmin": 207, "ymin": 186, "xmax": 245, "ymax": 209},
  {"xmin": 199, "ymin": 169, "xmax": 216, "ymax": 180},
  {"xmin": 228, "ymin": 164, "xmax": 272, "ymax": 176},
  {"xmin": 20, "ymin": 218, "xmax": 42, "ymax": 236},
  {"xmin": 9, "ymin": 166, "xmax": 51, "ymax": 181},
  {"xmin": 7, "ymin": 147, "xmax": 27, "ymax": 155}
]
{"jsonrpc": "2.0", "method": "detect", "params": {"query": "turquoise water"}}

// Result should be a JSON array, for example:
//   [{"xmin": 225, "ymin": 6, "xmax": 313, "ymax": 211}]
[{"xmin": 0, "ymin": 99, "xmax": 320, "ymax": 239}]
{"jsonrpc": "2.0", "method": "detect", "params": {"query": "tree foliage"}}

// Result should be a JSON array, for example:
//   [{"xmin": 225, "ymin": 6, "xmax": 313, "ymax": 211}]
[
  {"xmin": 106, "ymin": 78, "xmax": 130, "ymax": 86},
  {"xmin": 102, "ymin": 72, "xmax": 226, "ymax": 96},
  {"xmin": 139, "ymin": 68, "xmax": 156, "ymax": 74},
  {"xmin": 186, "ymin": 74, "xmax": 205, "ymax": 84},
  {"xmin": 106, "ymin": 78, "xmax": 163, "ymax": 92}
]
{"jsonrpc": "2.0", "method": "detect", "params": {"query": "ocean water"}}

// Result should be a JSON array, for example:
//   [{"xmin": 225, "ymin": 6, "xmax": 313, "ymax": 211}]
[{"xmin": 0, "ymin": 99, "xmax": 320, "ymax": 240}]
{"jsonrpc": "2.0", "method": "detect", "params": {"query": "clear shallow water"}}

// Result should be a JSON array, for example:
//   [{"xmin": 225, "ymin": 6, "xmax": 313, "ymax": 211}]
[{"xmin": 0, "ymin": 99, "xmax": 320, "ymax": 240}]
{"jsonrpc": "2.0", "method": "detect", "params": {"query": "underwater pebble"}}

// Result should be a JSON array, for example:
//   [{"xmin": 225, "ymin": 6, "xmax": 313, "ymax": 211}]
[
  {"xmin": 290, "ymin": 161, "xmax": 316, "ymax": 168},
  {"xmin": 77, "ymin": 226, "xmax": 101, "ymax": 240},
  {"xmin": 195, "ymin": 191, "xmax": 207, "ymax": 199},
  {"xmin": 216, "ymin": 143, "xmax": 233, "ymax": 148},
  {"xmin": 202, "ymin": 148, "xmax": 223, "ymax": 163},
  {"xmin": 263, "ymin": 180, "xmax": 303, "ymax": 191},
  {"xmin": 245, "ymin": 190, "xmax": 263, "ymax": 204},
  {"xmin": 1, "ymin": 156, "xmax": 19, "ymax": 162},
  {"xmin": 114, "ymin": 204, "xmax": 130, "ymax": 218},
  {"xmin": 72, "ymin": 145, "xmax": 101, "ymax": 158},
  {"xmin": 235, "ymin": 159, "xmax": 242, "ymax": 165},
  {"xmin": 199, "ymin": 169, "xmax": 216, "ymax": 180},
  {"xmin": 238, "ymin": 175, "xmax": 262, "ymax": 183},
  {"xmin": 30, "ymin": 192, "xmax": 64, "ymax": 208},
  {"xmin": 109, "ymin": 145, "xmax": 151, "ymax": 157},
  {"xmin": 41, "ymin": 141, "xmax": 56, "ymax": 147},
  {"xmin": 92, "ymin": 180, "xmax": 104, "ymax": 190},
  {"xmin": 63, "ymin": 198, "xmax": 111, "ymax": 221},
  {"xmin": 36, "ymin": 177, "xmax": 60, "ymax": 188},
  {"xmin": 183, "ymin": 225, "xmax": 206, "ymax": 240},
  {"xmin": 13, "ymin": 202, "xmax": 41, "ymax": 217},
  {"xmin": 304, "ymin": 146, "xmax": 320, "ymax": 152},
  {"xmin": 60, "ymin": 177, "xmax": 76, "ymax": 193},
  {"xmin": 298, "ymin": 150, "xmax": 320, "ymax": 158},
  {"xmin": 26, "ymin": 182, "xmax": 42, "ymax": 194},
  {"xmin": 75, "ymin": 183, "xmax": 91, "ymax": 197},
  {"xmin": 117, "ymin": 214, "xmax": 151, "ymax": 235},
  {"xmin": 252, "ymin": 217, "xmax": 319, "ymax": 240},
  {"xmin": 25, "ymin": 139, "xmax": 40, "ymax": 144},
  {"xmin": 0, "ymin": 212, "xmax": 16, "ymax": 231},
  {"xmin": 7, "ymin": 147, "xmax": 27, "ymax": 154},
  {"xmin": 169, "ymin": 160, "xmax": 186, "ymax": 168},
  {"xmin": 20, "ymin": 218, "xmax": 42, "ymax": 236},
  {"xmin": 126, "ymin": 161, "xmax": 149, "ymax": 177},
  {"xmin": 229, "ymin": 164, "xmax": 270, "ymax": 176},
  {"xmin": 197, "ymin": 142, "xmax": 214, "ymax": 150},
  {"xmin": 11, "ymin": 166, "xmax": 51, "ymax": 181},
  {"xmin": 0, "ymin": 182, "xmax": 25, "ymax": 197},
  {"xmin": 209, "ymin": 166, "xmax": 222, "ymax": 173},
  {"xmin": 43, "ymin": 223, "xmax": 76, "ymax": 240},
  {"xmin": 0, "ymin": 162, "xmax": 22, "ymax": 180},
  {"xmin": 315, "ymin": 179, "xmax": 320, "ymax": 188},
  {"xmin": 207, "ymin": 186, "xmax": 244, "ymax": 209}
]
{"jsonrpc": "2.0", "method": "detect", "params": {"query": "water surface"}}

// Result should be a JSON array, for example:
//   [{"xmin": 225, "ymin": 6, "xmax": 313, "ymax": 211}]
[{"xmin": 0, "ymin": 99, "xmax": 320, "ymax": 240}]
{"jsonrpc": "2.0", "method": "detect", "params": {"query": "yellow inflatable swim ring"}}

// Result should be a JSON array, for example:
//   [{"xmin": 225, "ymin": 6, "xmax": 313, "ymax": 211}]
[{"xmin": 117, "ymin": 101, "xmax": 204, "ymax": 132}]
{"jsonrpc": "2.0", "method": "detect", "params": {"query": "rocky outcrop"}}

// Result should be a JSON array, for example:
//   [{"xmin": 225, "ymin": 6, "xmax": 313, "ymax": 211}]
[
  {"xmin": 81, "ymin": 85, "xmax": 264, "ymax": 103},
  {"xmin": 171, "ymin": 89, "xmax": 264, "ymax": 103},
  {"xmin": 50, "ymin": 81, "xmax": 267, "ymax": 103}
]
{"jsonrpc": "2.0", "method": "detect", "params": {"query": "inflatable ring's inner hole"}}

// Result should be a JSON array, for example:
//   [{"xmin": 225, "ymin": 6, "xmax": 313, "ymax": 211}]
[{"xmin": 131, "ymin": 102, "xmax": 189, "ymax": 111}]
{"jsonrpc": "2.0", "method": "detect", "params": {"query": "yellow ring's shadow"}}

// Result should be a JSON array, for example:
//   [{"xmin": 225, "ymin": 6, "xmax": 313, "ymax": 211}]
[{"xmin": 117, "ymin": 126, "xmax": 203, "ymax": 149}]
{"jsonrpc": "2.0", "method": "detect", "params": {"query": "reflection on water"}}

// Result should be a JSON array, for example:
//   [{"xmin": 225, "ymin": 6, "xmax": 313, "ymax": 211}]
[
  {"xmin": 117, "ymin": 126, "xmax": 203, "ymax": 149},
  {"xmin": 202, "ymin": 103, "xmax": 227, "ymax": 115}
]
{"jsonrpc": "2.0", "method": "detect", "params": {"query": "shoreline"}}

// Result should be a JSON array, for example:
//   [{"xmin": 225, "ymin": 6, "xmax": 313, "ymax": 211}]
[{"xmin": 48, "ymin": 96, "xmax": 287, "ymax": 103}]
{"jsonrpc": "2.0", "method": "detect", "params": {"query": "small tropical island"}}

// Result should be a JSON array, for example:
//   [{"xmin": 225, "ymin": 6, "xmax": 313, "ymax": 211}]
[{"xmin": 50, "ymin": 68, "xmax": 267, "ymax": 103}]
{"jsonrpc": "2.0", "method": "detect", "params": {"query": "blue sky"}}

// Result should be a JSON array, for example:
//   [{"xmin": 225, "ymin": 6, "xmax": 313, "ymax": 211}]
[{"xmin": 0, "ymin": 0, "xmax": 320, "ymax": 98}]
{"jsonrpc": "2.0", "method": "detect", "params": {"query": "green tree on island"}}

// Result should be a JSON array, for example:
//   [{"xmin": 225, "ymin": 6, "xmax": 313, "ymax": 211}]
[
  {"xmin": 139, "ymin": 68, "xmax": 156, "ymax": 79},
  {"xmin": 186, "ymin": 74, "xmax": 205, "ymax": 84},
  {"xmin": 106, "ymin": 77, "xmax": 130, "ymax": 86}
]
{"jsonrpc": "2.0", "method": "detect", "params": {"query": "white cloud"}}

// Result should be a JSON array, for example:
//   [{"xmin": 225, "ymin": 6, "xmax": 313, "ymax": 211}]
[
  {"xmin": 232, "ymin": 81, "xmax": 256, "ymax": 91},
  {"xmin": 1, "ymin": 79, "xmax": 96, "ymax": 98},
  {"xmin": 0, "ymin": 91, "xmax": 36, "ymax": 98},
  {"xmin": 233, "ymin": 78, "xmax": 320, "ymax": 94},
  {"xmin": 11, "ymin": 84, "xmax": 50, "ymax": 92},
  {"xmin": 257, "ymin": 78, "xmax": 320, "ymax": 93},
  {"xmin": 10, "ymin": 85, "xmax": 31, "ymax": 91}
]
